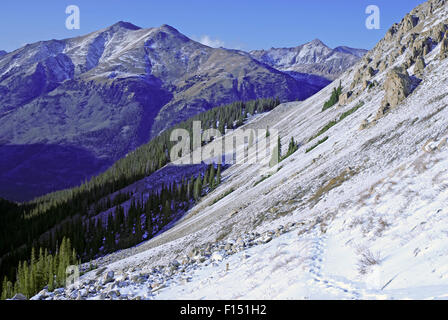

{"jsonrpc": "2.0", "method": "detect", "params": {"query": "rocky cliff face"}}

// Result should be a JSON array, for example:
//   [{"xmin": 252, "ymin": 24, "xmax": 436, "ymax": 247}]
[{"xmin": 250, "ymin": 39, "xmax": 367, "ymax": 81}]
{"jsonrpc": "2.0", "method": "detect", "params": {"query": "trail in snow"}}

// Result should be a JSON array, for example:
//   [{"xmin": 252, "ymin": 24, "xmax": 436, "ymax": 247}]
[{"xmin": 305, "ymin": 230, "xmax": 361, "ymax": 299}]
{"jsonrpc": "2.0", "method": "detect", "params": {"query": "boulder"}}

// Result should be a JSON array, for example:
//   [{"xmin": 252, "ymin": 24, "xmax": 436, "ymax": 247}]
[
  {"xmin": 31, "ymin": 288, "xmax": 49, "ymax": 300},
  {"xmin": 11, "ymin": 293, "xmax": 27, "ymax": 300},
  {"xmin": 359, "ymin": 119, "xmax": 369, "ymax": 131},
  {"xmin": 103, "ymin": 271, "xmax": 115, "ymax": 285},
  {"xmin": 187, "ymin": 247, "xmax": 200, "ymax": 259},
  {"xmin": 380, "ymin": 66, "xmax": 413, "ymax": 111},
  {"xmin": 341, "ymin": 90, "xmax": 353, "ymax": 104},
  {"xmin": 440, "ymin": 34, "xmax": 448, "ymax": 60},
  {"xmin": 414, "ymin": 56, "xmax": 426, "ymax": 77},
  {"xmin": 170, "ymin": 259, "xmax": 180, "ymax": 269},
  {"xmin": 362, "ymin": 80, "xmax": 371, "ymax": 90}
]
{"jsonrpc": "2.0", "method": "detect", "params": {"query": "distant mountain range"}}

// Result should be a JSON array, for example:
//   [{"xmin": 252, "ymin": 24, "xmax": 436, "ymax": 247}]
[
  {"xmin": 0, "ymin": 22, "xmax": 365, "ymax": 201},
  {"xmin": 250, "ymin": 39, "xmax": 368, "ymax": 80}
]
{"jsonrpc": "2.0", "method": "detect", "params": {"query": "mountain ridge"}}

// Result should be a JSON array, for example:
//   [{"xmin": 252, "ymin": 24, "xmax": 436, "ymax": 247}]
[
  {"xmin": 0, "ymin": 23, "xmax": 363, "ymax": 201},
  {"xmin": 250, "ymin": 39, "xmax": 368, "ymax": 80}
]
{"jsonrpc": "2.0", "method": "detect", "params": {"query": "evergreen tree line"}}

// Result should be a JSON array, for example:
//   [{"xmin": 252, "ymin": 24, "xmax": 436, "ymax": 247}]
[
  {"xmin": 100, "ymin": 163, "xmax": 222, "ymax": 254},
  {"xmin": 269, "ymin": 135, "xmax": 300, "ymax": 167},
  {"xmin": 322, "ymin": 82, "xmax": 342, "ymax": 111},
  {"xmin": 1, "ymin": 238, "xmax": 78, "ymax": 299},
  {"xmin": 0, "ymin": 164, "xmax": 222, "ymax": 298},
  {"xmin": 0, "ymin": 97, "xmax": 279, "ymax": 297},
  {"xmin": 284, "ymin": 137, "xmax": 299, "ymax": 160}
]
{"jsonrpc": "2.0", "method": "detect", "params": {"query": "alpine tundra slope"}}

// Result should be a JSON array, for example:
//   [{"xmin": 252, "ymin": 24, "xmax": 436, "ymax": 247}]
[{"xmin": 32, "ymin": 0, "xmax": 448, "ymax": 300}]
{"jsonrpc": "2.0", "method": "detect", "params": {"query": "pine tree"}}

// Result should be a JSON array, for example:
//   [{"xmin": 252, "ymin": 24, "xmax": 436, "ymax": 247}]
[
  {"xmin": 203, "ymin": 169, "xmax": 209, "ymax": 187},
  {"xmin": 216, "ymin": 165, "xmax": 222, "ymax": 186},
  {"xmin": 277, "ymin": 135, "xmax": 282, "ymax": 160},
  {"xmin": 194, "ymin": 176, "xmax": 202, "ymax": 201},
  {"xmin": 285, "ymin": 137, "xmax": 298, "ymax": 158},
  {"xmin": 1, "ymin": 277, "xmax": 9, "ymax": 300},
  {"xmin": 162, "ymin": 200, "xmax": 172, "ymax": 226},
  {"xmin": 209, "ymin": 165, "xmax": 216, "ymax": 189}
]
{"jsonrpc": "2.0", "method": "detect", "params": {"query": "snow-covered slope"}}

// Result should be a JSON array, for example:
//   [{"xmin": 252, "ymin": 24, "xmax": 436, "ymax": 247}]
[
  {"xmin": 32, "ymin": 0, "xmax": 448, "ymax": 300},
  {"xmin": 250, "ymin": 39, "xmax": 367, "ymax": 81}
]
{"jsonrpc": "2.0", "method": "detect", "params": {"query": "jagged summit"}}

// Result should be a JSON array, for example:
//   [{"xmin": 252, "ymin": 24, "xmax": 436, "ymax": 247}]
[
  {"xmin": 250, "ymin": 39, "xmax": 366, "ymax": 80},
  {"xmin": 308, "ymin": 38, "xmax": 327, "ymax": 46},
  {"xmin": 333, "ymin": 46, "xmax": 368, "ymax": 58},
  {"xmin": 108, "ymin": 21, "xmax": 141, "ymax": 31},
  {"xmin": 0, "ymin": 50, "xmax": 7, "ymax": 57},
  {"xmin": 158, "ymin": 24, "xmax": 180, "ymax": 33}
]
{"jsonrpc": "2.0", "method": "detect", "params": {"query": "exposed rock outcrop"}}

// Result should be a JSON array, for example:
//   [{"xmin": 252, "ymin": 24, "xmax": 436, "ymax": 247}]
[
  {"xmin": 414, "ymin": 56, "xmax": 426, "ymax": 77},
  {"xmin": 429, "ymin": 23, "xmax": 447, "ymax": 42},
  {"xmin": 402, "ymin": 14, "xmax": 420, "ymax": 33},
  {"xmin": 338, "ymin": 91, "xmax": 353, "ymax": 106},
  {"xmin": 378, "ymin": 66, "xmax": 413, "ymax": 118},
  {"xmin": 440, "ymin": 33, "xmax": 448, "ymax": 60}
]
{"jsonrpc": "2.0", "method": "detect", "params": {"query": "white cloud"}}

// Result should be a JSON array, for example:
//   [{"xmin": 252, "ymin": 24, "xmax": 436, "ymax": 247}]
[{"xmin": 197, "ymin": 35, "xmax": 225, "ymax": 48}]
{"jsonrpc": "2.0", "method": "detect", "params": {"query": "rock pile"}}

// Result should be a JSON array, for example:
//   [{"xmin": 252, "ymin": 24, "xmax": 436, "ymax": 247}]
[{"xmin": 31, "ymin": 221, "xmax": 305, "ymax": 300}]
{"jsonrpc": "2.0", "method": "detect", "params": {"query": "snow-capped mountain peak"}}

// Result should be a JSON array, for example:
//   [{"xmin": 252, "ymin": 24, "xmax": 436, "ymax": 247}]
[
  {"xmin": 0, "ymin": 22, "xmax": 333, "ymax": 201},
  {"xmin": 108, "ymin": 21, "xmax": 142, "ymax": 31},
  {"xmin": 250, "ymin": 40, "xmax": 367, "ymax": 80}
]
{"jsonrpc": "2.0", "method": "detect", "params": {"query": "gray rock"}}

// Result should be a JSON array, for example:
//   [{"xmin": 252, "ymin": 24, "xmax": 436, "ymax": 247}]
[
  {"xmin": 414, "ymin": 56, "xmax": 426, "ymax": 77},
  {"xmin": 103, "ymin": 271, "xmax": 115, "ymax": 284},
  {"xmin": 402, "ymin": 14, "xmax": 419, "ymax": 33},
  {"xmin": 79, "ymin": 289, "xmax": 88, "ymax": 298},
  {"xmin": 11, "ymin": 293, "xmax": 27, "ymax": 300},
  {"xmin": 440, "ymin": 34, "xmax": 448, "ymax": 60},
  {"xmin": 170, "ymin": 259, "xmax": 180, "ymax": 268},
  {"xmin": 338, "ymin": 91, "xmax": 353, "ymax": 105},
  {"xmin": 151, "ymin": 283, "xmax": 166, "ymax": 293},
  {"xmin": 70, "ymin": 290, "xmax": 79, "ymax": 300},
  {"xmin": 262, "ymin": 236, "xmax": 273, "ymax": 244},
  {"xmin": 379, "ymin": 66, "xmax": 413, "ymax": 116}
]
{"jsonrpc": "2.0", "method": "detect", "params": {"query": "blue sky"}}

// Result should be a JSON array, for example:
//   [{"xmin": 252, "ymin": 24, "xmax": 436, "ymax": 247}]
[{"xmin": 0, "ymin": 0, "xmax": 425, "ymax": 52}]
